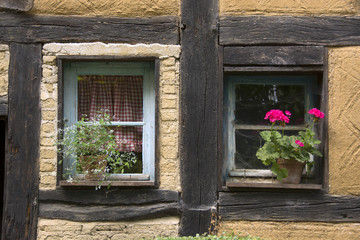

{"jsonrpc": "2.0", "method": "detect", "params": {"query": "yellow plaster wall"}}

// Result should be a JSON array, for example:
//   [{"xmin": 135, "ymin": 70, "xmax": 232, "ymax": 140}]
[
  {"xmin": 328, "ymin": 47, "xmax": 360, "ymax": 195},
  {"xmin": 220, "ymin": 0, "xmax": 360, "ymax": 16},
  {"xmin": 0, "ymin": 45, "xmax": 9, "ymax": 100},
  {"xmin": 220, "ymin": 221, "xmax": 360, "ymax": 240},
  {"xmin": 29, "ymin": 0, "xmax": 179, "ymax": 17},
  {"xmin": 37, "ymin": 217, "xmax": 179, "ymax": 239}
]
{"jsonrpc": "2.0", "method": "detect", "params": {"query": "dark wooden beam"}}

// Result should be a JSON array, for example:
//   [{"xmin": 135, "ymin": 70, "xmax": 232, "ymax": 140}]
[
  {"xmin": 39, "ymin": 189, "xmax": 179, "ymax": 205},
  {"xmin": 220, "ymin": 16, "xmax": 360, "ymax": 46},
  {"xmin": 224, "ymin": 46, "xmax": 324, "ymax": 66},
  {"xmin": 0, "ymin": 0, "xmax": 33, "ymax": 12},
  {"xmin": 2, "ymin": 43, "xmax": 41, "ymax": 240},
  {"xmin": 39, "ymin": 202, "xmax": 179, "ymax": 222},
  {"xmin": 0, "ymin": 13, "xmax": 179, "ymax": 44},
  {"xmin": 219, "ymin": 191, "xmax": 360, "ymax": 222},
  {"xmin": 180, "ymin": 0, "xmax": 219, "ymax": 236}
]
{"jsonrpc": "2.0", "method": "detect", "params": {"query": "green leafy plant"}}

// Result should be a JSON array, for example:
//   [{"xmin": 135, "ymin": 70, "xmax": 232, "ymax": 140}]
[
  {"xmin": 56, "ymin": 112, "xmax": 137, "ymax": 185},
  {"xmin": 256, "ymin": 108, "xmax": 324, "ymax": 181}
]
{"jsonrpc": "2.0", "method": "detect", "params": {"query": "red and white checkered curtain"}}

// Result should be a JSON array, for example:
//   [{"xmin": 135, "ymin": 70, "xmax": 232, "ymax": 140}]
[{"xmin": 78, "ymin": 75, "xmax": 143, "ymax": 152}]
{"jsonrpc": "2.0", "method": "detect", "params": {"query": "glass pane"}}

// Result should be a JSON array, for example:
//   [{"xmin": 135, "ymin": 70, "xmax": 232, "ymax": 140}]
[
  {"xmin": 235, "ymin": 84, "xmax": 305, "ymax": 125},
  {"xmin": 235, "ymin": 129, "xmax": 299, "ymax": 169},
  {"xmin": 77, "ymin": 75, "xmax": 143, "ymax": 122},
  {"xmin": 108, "ymin": 126, "xmax": 143, "ymax": 174}
]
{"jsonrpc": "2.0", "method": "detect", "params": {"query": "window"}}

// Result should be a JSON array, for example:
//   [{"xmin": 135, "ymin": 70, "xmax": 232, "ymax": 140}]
[
  {"xmin": 223, "ymin": 73, "xmax": 322, "ymax": 184},
  {"xmin": 61, "ymin": 61, "xmax": 155, "ymax": 184}
]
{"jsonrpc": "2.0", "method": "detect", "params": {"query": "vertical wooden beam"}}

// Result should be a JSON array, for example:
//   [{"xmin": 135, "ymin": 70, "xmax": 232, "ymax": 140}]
[
  {"xmin": 180, "ymin": 0, "xmax": 219, "ymax": 236},
  {"xmin": 2, "ymin": 43, "xmax": 41, "ymax": 240}
]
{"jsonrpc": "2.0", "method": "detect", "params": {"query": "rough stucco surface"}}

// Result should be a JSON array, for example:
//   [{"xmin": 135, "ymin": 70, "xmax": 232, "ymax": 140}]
[
  {"xmin": 328, "ymin": 47, "xmax": 360, "ymax": 195},
  {"xmin": 30, "ymin": 0, "xmax": 179, "ymax": 17},
  {"xmin": 220, "ymin": 0, "xmax": 360, "ymax": 16},
  {"xmin": 0, "ymin": 45, "xmax": 9, "ymax": 102},
  {"xmin": 220, "ymin": 221, "xmax": 360, "ymax": 240},
  {"xmin": 40, "ymin": 43, "xmax": 181, "ymax": 191},
  {"xmin": 37, "ymin": 217, "xmax": 179, "ymax": 239}
]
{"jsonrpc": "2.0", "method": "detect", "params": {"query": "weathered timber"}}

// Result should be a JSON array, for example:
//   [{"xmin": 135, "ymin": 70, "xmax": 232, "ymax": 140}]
[
  {"xmin": 220, "ymin": 16, "xmax": 360, "ymax": 46},
  {"xmin": 226, "ymin": 182, "xmax": 322, "ymax": 190},
  {"xmin": 39, "ymin": 189, "xmax": 179, "ymax": 205},
  {"xmin": 0, "ymin": 104, "xmax": 7, "ymax": 116},
  {"xmin": 59, "ymin": 180, "xmax": 155, "ymax": 187},
  {"xmin": 321, "ymin": 48, "xmax": 330, "ymax": 192},
  {"xmin": 2, "ymin": 43, "xmax": 41, "ymax": 240},
  {"xmin": 0, "ymin": 0, "xmax": 33, "ymax": 12},
  {"xmin": 180, "ymin": 0, "xmax": 219, "ymax": 236},
  {"xmin": 219, "ymin": 191, "xmax": 360, "ymax": 222},
  {"xmin": 39, "ymin": 202, "xmax": 180, "ymax": 222},
  {"xmin": 0, "ymin": 13, "xmax": 179, "ymax": 44},
  {"xmin": 224, "ymin": 66, "xmax": 323, "ymax": 73},
  {"xmin": 223, "ymin": 46, "xmax": 324, "ymax": 66}
]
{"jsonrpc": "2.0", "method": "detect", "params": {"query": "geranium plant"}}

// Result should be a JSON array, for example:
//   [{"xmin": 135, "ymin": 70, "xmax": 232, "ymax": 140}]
[
  {"xmin": 56, "ymin": 112, "xmax": 137, "ymax": 183},
  {"xmin": 256, "ymin": 108, "xmax": 324, "ymax": 181}
]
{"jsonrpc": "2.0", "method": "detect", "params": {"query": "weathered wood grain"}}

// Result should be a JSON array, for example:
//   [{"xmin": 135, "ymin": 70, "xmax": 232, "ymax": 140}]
[
  {"xmin": 39, "ymin": 189, "xmax": 179, "ymax": 205},
  {"xmin": 219, "ymin": 191, "xmax": 360, "ymax": 222},
  {"xmin": 220, "ymin": 16, "xmax": 360, "ymax": 46},
  {"xmin": 2, "ymin": 43, "xmax": 41, "ymax": 240},
  {"xmin": 0, "ymin": 0, "xmax": 33, "ymax": 12},
  {"xmin": 0, "ymin": 13, "xmax": 179, "ymax": 44},
  {"xmin": 179, "ymin": 0, "xmax": 219, "ymax": 236},
  {"xmin": 224, "ymin": 66, "xmax": 323, "ymax": 73},
  {"xmin": 39, "ymin": 202, "xmax": 180, "ymax": 222},
  {"xmin": 223, "ymin": 46, "xmax": 324, "ymax": 66},
  {"xmin": 0, "ymin": 104, "xmax": 7, "ymax": 116}
]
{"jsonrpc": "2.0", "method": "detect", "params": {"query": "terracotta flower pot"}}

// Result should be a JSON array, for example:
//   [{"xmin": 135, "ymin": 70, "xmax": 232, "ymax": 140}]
[
  {"xmin": 276, "ymin": 158, "xmax": 305, "ymax": 184},
  {"xmin": 79, "ymin": 155, "xmax": 107, "ymax": 180}
]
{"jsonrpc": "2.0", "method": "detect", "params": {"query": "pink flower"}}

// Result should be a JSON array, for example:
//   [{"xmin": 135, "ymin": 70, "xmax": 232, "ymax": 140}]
[
  {"xmin": 295, "ymin": 140, "xmax": 304, "ymax": 147},
  {"xmin": 264, "ymin": 109, "xmax": 290, "ymax": 124},
  {"xmin": 308, "ymin": 108, "xmax": 324, "ymax": 119},
  {"xmin": 285, "ymin": 111, "xmax": 291, "ymax": 116}
]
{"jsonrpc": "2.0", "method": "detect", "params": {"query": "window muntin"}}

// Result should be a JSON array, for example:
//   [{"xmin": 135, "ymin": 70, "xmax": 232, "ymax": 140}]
[
  {"xmin": 224, "ymin": 74, "xmax": 319, "ymax": 178},
  {"xmin": 63, "ymin": 61, "xmax": 155, "ymax": 181}
]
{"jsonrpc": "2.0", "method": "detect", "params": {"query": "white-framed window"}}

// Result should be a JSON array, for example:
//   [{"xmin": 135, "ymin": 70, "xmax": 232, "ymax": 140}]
[
  {"xmin": 223, "ymin": 74, "xmax": 321, "ymax": 181},
  {"xmin": 62, "ymin": 61, "xmax": 155, "ymax": 182}
]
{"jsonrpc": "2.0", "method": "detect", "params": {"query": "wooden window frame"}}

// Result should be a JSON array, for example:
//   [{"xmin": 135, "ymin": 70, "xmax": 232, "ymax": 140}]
[
  {"xmin": 57, "ymin": 57, "xmax": 158, "ymax": 187},
  {"xmin": 220, "ymin": 46, "xmax": 328, "ymax": 190}
]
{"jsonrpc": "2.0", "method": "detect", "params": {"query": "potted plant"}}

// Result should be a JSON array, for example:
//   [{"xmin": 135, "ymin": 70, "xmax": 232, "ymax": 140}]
[
  {"xmin": 56, "ymin": 112, "xmax": 137, "ymax": 182},
  {"xmin": 256, "ymin": 108, "xmax": 324, "ymax": 183}
]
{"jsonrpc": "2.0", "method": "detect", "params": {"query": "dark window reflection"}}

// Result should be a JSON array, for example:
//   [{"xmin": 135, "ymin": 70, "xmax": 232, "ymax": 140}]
[{"xmin": 235, "ymin": 84, "xmax": 305, "ymax": 125}]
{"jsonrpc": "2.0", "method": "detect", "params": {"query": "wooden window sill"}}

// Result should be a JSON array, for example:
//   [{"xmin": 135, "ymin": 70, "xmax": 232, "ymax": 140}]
[
  {"xmin": 59, "ymin": 180, "xmax": 155, "ymax": 187},
  {"xmin": 226, "ymin": 182, "xmax": 323, "ymax": 190}
]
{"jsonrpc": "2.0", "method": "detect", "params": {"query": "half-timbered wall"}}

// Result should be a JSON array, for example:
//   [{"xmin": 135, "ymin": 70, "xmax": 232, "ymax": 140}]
[
  {"xmin": 217, "ymin": 1, "xmax": 360, "ymax": 239},
  {"xmin": 2, "ymin": 0, "xmax": 360, "ymax": 239}
]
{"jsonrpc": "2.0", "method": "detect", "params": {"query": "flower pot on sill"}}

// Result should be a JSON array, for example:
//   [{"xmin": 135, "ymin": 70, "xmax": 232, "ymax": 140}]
[
  {"xmin": 79, "ymin": 155, "xmax": 107, "ymax": 180},
  {"xmin": 276, "ymin": 158, "xmax": 305, "ymax": 184}
]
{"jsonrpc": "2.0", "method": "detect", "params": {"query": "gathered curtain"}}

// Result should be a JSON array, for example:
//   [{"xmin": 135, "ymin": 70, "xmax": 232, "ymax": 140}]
[{"xmin": 77, "ymin": 75, "xmax": 143, "ymax": 152}]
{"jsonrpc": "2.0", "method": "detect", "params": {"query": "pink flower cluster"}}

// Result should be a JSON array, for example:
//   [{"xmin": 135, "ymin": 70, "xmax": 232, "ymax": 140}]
[
  {"xmin": 295, "ymin": 140, "xmax": 304, "ymax": 147},
  {"xmin": 308, "ymin": 108, "xmax": 324, "ymax": 119},
  {"xmin": 264, "ymin": 109, "xmax": 290, "ymax": 123}
]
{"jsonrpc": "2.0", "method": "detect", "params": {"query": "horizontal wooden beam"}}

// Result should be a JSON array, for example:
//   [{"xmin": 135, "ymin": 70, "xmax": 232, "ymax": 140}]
[
  {"xmin": 219, "ymin": 191, "xmax": 360, "ymax": 222},
  {"xmin": 220, "ymin": 16, "xmax": 360, "ymax": 46},
  {"xmin": 0, "ymin": 13, "xmax": 179, "ymax": 44},
  {"xmin": 39, "ymin": 202, "xmax": 179, "ymax": 222},
  {"xmin": 224, "ymin": 46, "xmax": 324, "ymax": 66},
  {"xmin": 224, "ymin": 66, "xmax": 323, "ymax": 73},
  {"xmin": 39, "ymin": 189, "xmax": 179, "ymax": 205}
]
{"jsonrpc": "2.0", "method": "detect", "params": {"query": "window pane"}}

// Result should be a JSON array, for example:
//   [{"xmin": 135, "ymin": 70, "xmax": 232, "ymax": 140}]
[
  {"xmin": 235, "ymin": 129, "xmax": 299, "ymax": 169},
  {"xmin": 111, "ymin": 126, "xmax": 142, "ymax": 153},
  {"xmin": 235, "ymin": 84, "xmax": 305, "ymax": 125},
  {"xmin": 78, "ymin": 75, "xmax": 143, "ymax": 122}
]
